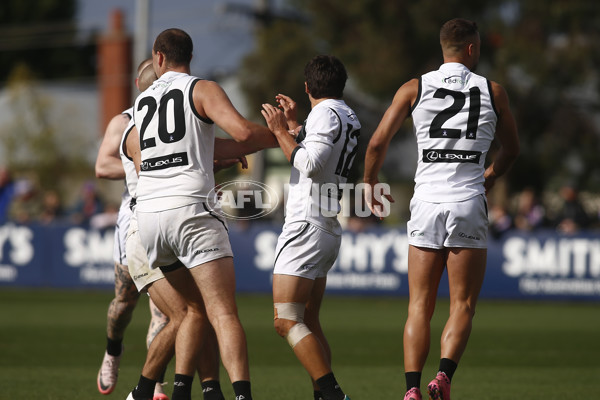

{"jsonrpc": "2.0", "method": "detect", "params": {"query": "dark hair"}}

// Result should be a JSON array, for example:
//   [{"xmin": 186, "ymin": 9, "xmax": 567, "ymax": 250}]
[
  {"xmin": 440, "ymin": 18, "xmax": 479, "ymax": 53},
  {"xmin": 153, "ymin": 28, "xmax": 193, "ymax": 67},
  {"xmin": 304, "ymin": 55, "xmax": 347, "ymax": 99}
]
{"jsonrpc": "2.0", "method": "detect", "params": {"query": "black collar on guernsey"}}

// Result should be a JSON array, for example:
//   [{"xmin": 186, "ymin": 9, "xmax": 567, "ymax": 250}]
[{"xmin": 295, "ymin": 121, "xmax": 307, "ymax": 143}]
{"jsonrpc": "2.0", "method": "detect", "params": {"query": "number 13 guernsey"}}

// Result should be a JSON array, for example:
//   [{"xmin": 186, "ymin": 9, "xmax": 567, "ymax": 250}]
[
  {"xmin": 411, "ymin": 62, "xmax": 498, "ymax": 202},
  {"xmin": 134, "ymin": 71, "xmax": 216, "ymax": 212}
]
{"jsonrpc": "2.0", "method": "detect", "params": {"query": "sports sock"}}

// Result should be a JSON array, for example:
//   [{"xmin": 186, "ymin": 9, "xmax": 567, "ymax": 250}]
[
  {"xmin": 157, "ymin": 368, "xmax": 166, "ymax": 385},
  {"xmin": 405, "ymin": 371, "xmax": 421, "ymax": 391},
  {"xmin": 314, "ymin": 390, "xmax": 324, "ymax": 400},
  {"xmin": 438, "ymin": 358, "xmax": 458, "ymax": 381},
  {"xmin": 132, "ymin": 375, "xmax": 156, "ymax": 400},
  {"xmin": 201, "ymin": 380, "xmax": 225, "ymax": 400},
  {"xmin": 232, "ymin": 380, "xmax": 252, "ymax": 400},
  {"xmin": 316, "ymin": 372, "xmax": 345, "ymax": 400},
  {"xmin": 106, "ymin": 336, "xmax": 122, "ymax": 356},
  {"xmin": 172, "ymin": 373, "xmax": 193, "ymax": 400}
]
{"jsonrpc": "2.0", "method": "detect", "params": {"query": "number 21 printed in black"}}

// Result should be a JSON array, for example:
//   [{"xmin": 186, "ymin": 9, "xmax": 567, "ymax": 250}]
[
  {"xmin": 137, "ymin": 89, "xmax": 187, "ymax": 150},
  {"xmin": 430, "ymin": 87, "xmax": 480, "ymax": 140}
]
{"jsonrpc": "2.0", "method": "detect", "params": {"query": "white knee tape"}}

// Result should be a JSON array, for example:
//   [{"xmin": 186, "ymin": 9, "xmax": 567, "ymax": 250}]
[
  {"xmin": 286, "ymin": 322, "xmax": 311, "ymax": 348},
  {"xmin": 274, "ymin": 302, "xmax": 305, "ymax": 322},
  {"xmin": 274, "ymin": 302, "xmax": 311, "ymax": 348}
]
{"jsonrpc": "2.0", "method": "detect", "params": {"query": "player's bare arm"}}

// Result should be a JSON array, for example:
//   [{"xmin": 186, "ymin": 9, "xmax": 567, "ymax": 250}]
[
  {"xmin": 95, "ymin": 113, "xmax": 130, "ymax": 179},
  {"xmin": 193, "ymin": 80, "xmax": 278, "ymax": 150},
  {"xmin": 260, "ymin": 103, "xmax": 299, "ymax": 162},
  {"xmin": 126, "ymin": 125, "xmax": 141, "ymax": 175},
  {"xmin": 363, "ymin": 78, "xmax": 419, "ymax": 216},
  {"xmin": 364, "ymin": 78, "xmax": 418, "ymax": 185},
  {"xmin": 213, "ymin": 137, "xmax": 257, "ymax": 161},
  {"xmin": 213, "ymin": 138, "xmax": 249, "ymax": 172},
  {"xmin": 484, "ymin": 81, "xmax": 520, "ymax": 194}
]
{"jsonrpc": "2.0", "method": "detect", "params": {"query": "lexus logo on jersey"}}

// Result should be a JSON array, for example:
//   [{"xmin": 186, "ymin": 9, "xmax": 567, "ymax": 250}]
[{"xmin": 423, "ymin": 149, "xmax": 481, "ymax": 163}]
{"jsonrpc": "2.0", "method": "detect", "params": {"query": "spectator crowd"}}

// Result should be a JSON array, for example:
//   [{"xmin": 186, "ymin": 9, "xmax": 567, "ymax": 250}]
[{"xmin": 1, "ymin": 166, "xmax": 598, "ymax": 235}]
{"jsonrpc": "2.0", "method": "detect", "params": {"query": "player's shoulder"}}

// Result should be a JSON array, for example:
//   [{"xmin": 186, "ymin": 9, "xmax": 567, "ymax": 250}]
[
  {"xmin": 107, "ymin": 112, "xmax": 131, "ymax": 135},
  {"xmin": 191, "ymin": 78, "xmax": 223, "ymax": 92}
]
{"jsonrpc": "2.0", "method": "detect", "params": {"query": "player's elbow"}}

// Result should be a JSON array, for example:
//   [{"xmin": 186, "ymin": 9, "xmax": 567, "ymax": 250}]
[
  {"xmin": 302, "ymin": 162, "xmax": 324, "ymax": 178},
  {"xmin": 95, "ymin": 163, "xmax": 108, "ymax": 179},
  {"xmin": 232, "ymin": 126, "xmax": 253, "ymax": 143},
  {"xmin": 367, "ymin": 136, "xmax": 387, "ymax": 155}
]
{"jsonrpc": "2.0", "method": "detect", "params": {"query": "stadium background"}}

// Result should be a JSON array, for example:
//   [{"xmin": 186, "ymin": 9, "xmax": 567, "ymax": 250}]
[{"xmin": 1, "ymin": 0, "xmax": 600, "ymax": 398}]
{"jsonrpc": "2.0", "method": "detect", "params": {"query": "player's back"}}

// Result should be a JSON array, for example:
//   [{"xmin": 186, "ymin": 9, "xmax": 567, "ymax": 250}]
[
  {"xmin": 134, "ymin": 71, "xmax": 216, "ymax": 212},
  {"xmin": 285, "ymin": 99, "xmax": 361, "ymax": 234},
  {"xmin": 411, "ymin": 62, "xmax": 498, "ymax": 203}
]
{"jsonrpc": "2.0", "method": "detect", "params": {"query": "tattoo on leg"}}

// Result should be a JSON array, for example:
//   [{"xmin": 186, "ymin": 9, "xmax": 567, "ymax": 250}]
[{"xmin": 107, "ymin": 263, "xmax": 140, "ymax": 339}]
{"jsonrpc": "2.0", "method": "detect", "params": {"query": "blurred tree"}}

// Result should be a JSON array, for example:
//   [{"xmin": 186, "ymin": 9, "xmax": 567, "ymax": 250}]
[
  {"xmin": 239, "ymin": 0, "xmax": 600, "ymax": 200},
  {"xmin": 488, "ymin": 0, "xmax": 600, "ymax": 192},
  {"xmin": 0, "ymin": 0, "xmax": 96, "ymax": 81}
]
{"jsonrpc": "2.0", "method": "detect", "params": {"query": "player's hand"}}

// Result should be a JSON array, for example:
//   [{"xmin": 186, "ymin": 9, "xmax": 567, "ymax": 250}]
[
  {"xmin": 214, "ymin": 156, "xmax": 248, "ymax": 172},
  {"xmin": 275, "ymin": 94, "xmax": 298, "ymax": 129},
  {"xmin": 483, "ymin": 168, "xmax": 497, "ymax": 194},
  {"xmin": 364, "ymin": 181, "xmax": 394, "ymax": 220},
  {"xmin": 261, "ymin": 103, "xmax": 289, "ymax": 135}
]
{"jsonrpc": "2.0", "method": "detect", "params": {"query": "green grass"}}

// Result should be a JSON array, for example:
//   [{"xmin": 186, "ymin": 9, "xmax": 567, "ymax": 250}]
[{"xmin": 0, "ymin": 289, "xmax": 599, "ymax": 399}]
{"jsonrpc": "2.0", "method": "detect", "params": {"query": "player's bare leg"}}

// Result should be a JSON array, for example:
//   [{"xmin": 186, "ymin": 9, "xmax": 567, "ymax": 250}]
[
  {"xmin": 442, "ymin": 247, "xmax": 486, "ymax": 363},
  {"xmin": 304, "ymin": 277, "xmax": 332, "ymax": 394},
  {"xmin": 273, "ymin": 275, "xmax": 331, "ymax": 377},
  {"xmin": 146, "ymin": 297, "xmax": 170, "ymax": 398},
  {"xmin": 426, "ymin": 247, "xmax": 486, "ymax": 400},
  {"xmin": 402, "ymin": 246, "xmax": 445, "ymax": 398},
  {"xmin": 108, "ymin": 262, "xmax": 140, "ymax": 342},
  {"xmin": 98, "ymin": 262, "xmax": 140, "ymax": 395},
  {"xmin": 404, "ymin": 246, "xmax": 446, "ymax": 372},
  {"xmin": 191, "ymin": 257, "xmax": 249, "ymax": 380},
  {"xmin": 160, "ymin": 265, "xmax": 210, "ymax": 395},
  {"xmin": 191, "ymin": 256, "xmax": 251, "ymax": 399},
  {"xmin": 273, "ymin": 274, "xmax": 347, "ymax": 400},
  {"xmin": 129, "ymin": 272, "xmax": 224, "ymax": 400}
]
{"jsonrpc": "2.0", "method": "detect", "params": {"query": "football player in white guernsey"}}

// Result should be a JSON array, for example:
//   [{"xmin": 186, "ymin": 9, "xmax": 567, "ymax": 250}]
[
  {"xmin": 95, "ymin": 58, "xmax": 170, "ymax": 399},
  {"xmin": 124, "ymin": 64, "xmax": 229, "ymax": 400},
  {"xmin": 364, "ymin": 19, "xmax": 519, "ymax": 400},
  {"xmin": 261, "ymin": 55, "xmax": 358, "ymax": 400},
  {"xmin": 128, "ymin": 28, "xmax": 277, "ymax": 400}
]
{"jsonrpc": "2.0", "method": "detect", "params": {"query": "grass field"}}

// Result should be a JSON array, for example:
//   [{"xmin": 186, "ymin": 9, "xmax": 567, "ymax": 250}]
[{"xmin": 1, "ymin": 289, "xmax": 599, "ymax": 399}]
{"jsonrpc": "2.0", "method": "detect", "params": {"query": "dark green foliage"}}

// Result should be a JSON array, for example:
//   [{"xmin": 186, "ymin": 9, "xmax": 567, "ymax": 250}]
[{"xmin": 0, "ymin": 0, "xmax": 96, "ymax": 81}]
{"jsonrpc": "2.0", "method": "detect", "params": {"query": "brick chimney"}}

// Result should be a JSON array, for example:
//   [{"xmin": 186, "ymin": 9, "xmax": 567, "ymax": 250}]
[{"xmin": 97, "ymin": 9, "xmax": 132, "ymax": 133}]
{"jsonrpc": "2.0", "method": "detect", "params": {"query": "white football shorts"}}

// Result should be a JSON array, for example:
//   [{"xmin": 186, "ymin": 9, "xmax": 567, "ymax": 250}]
[
  {"xmin": 136, "ymin": 202, "xmax": 233, "ymax": 270},
  {"xmin": 112, "ymin": 201, "xmax": 132, "ymax": 266},
  {"xmin": 407, "ymin": 195, "xmax": 488, "ymax": 249},
  {"xmin": 126, "ymin": 212, "xmax": 165, "ymax": 292},
  {"xmin": 273, "ymin": 221, "xmax": 341, "ymax": 279}
]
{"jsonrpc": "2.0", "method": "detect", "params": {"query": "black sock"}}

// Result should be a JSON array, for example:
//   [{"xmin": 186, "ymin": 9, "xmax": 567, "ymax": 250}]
[
  {"xmin": 201, "ymin": 380, "xmax": 225, "ymax": 400},
  {"xmin": 172, "ymin": 374, "xmax": 193, "ymax": 400},
  {"xmin": 232, "ymin": 380, "xmax": 252, "ymax": 400},
  {"xmin": 405, "ymin": 371, "xmax": 421, "ymax": 391},
  {"xmin": 132, "ymin": 375, "xmax": 156, "ymax": 400},
  {"xmin": 314, "ymin": 390, "xmax": 324, "ymax": 400},
  {"xmin": 438, "ymin": 358, "xmax": 458, "ymax": 381},
  {"xmin": 316, "ymin": 373, "xmax": 345, "ymax": 400},
  {"xmin": 157, "ymin": 368, "xmax": 166, "ymax": 384},
  {"xmin": 106, "ymin": 337, "xmax": 122, "ymax": 356}
]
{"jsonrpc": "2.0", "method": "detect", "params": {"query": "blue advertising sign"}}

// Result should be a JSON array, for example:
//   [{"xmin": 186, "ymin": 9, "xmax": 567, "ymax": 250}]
[{"xmin": 0, "ymin": 221, "xmax": 599, "ymax": 300}]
